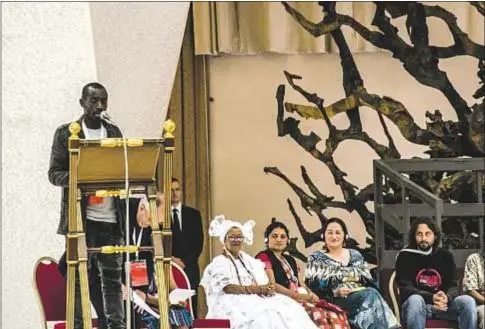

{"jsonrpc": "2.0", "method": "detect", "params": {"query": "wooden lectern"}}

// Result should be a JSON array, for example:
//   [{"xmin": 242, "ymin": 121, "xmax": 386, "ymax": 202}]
[{"xmin": 65, "ymin": 119, "xmax": 176, "ymax": 329}]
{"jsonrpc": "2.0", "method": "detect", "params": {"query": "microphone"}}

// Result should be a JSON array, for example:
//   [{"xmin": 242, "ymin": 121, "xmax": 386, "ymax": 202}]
[{"xmin": 99, "ymin": 111, "xmax": 116, "ymax": 126}]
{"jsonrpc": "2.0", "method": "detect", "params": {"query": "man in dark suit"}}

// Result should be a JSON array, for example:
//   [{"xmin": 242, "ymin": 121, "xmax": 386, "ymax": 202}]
[{"xmin": 170, "ymin": 177, "xmax": 204, "ymax": 318}]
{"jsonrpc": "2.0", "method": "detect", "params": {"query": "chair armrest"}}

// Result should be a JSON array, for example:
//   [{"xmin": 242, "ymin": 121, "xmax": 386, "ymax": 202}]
[{"xmin": 389, "ymin": 271, "xmax": 401, "ymax": 323}]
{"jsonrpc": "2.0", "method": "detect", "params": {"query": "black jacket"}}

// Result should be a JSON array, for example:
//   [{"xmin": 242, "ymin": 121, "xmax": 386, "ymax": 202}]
[
  {"xmin": 172, "ymin": 205, "xmax": 204, "ymax": 286},
  {"xmin": 396, "ymin": 247, "xmax": 460, "ymax": 305},
  {"xmin": 48, "ymin": 115, "xmax": 123, "ymax": 235}
]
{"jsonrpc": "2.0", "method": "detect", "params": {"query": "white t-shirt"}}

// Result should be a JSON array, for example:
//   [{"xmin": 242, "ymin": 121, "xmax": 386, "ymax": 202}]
[{"xmin": 82, "ymin": 120, "xmax": 116, "ymax": 223}]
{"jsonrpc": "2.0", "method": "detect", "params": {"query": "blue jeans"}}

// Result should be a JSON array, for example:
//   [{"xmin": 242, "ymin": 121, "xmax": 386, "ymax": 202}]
[{"xmin": 402, "ymin": 294, "xmax": 477, "ymax": 329}]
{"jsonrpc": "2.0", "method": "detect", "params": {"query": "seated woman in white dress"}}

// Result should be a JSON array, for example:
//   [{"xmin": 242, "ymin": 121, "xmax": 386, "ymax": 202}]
[{"xmin": 200, "ymin": 215, "xmax": 319, "ymax": 329}]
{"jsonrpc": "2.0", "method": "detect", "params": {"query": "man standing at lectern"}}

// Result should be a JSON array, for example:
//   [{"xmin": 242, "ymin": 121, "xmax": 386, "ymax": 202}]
[
  {"xmin": 48, "ymin": 82, "xmax": 126, "ymax": 329},
  {"xmin": 170, "ymin": 177, "xmax": 204, "ymax": 318}
]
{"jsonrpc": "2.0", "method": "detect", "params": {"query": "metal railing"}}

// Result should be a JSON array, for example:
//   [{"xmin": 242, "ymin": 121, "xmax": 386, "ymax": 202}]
[{"xmin": 373, "ymin": 158, "xmax": 484, "ymax": 270}]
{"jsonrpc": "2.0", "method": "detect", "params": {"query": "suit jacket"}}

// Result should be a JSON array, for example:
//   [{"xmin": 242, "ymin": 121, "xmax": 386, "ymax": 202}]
[{"xmin": 172, "ymin": 205, "xmax": 204, "ymax": 285}]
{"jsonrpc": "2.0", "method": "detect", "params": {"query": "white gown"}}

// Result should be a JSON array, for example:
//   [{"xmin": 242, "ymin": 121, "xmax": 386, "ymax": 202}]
[{"xmin": 200, "ymin": 251, "xmax": 319, "ymax": 329}]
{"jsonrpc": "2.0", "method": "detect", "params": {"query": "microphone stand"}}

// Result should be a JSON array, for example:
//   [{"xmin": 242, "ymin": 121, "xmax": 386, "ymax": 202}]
[{"xmin": 99, "ymin": 112, "xmax": 132, "ymax": 329}]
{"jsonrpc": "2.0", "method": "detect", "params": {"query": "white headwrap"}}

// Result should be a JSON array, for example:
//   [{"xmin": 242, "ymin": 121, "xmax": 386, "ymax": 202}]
[{"xmin": 208, "ymin": 214, "xmax": 256, "ymax": 245}]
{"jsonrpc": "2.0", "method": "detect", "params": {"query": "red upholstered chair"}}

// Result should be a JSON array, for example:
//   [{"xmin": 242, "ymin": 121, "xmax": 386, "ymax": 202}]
[
  {"xmin": 33, "ymin": 256, "xmax": 98, "ymax": 329},
  {"xmin": 171, "ymin": 261, "xmax": 195, "ymax": 318},
  {"xmin": 193, "ymin": 319, "xmax": 231, "ymax": 328},
  {"xmin": 389, "ymin": 271, "xmax": 457, "ymax": 329}
]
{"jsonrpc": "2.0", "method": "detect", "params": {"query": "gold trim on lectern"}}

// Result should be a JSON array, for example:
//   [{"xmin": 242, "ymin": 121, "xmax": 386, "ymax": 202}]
[
  {"xmin": 100, "ymin": 138, "xmax": 144, "ymax": 147},
  {"xmin": 69, "ymin": 122, "xmax": 81, "ymax": 139},
  {"xmin": 95, "ymin": 189, "xmax": 127, "ymax": 198},
  {"xmin": 100, "ymin": 245, "xmax": 139, "ymax": 254},
  {"xmin": 163, "ymin": 119, "xmax": 175, "ymax": 139}
]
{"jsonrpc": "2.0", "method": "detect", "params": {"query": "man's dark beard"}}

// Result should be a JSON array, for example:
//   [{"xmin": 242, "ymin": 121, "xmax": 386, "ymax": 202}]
[{"xmin": 418, "ymin": 242, "xmax": 432, "ymax": 251}]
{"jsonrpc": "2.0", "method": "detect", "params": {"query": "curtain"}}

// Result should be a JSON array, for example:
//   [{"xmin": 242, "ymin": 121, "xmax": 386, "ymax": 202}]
[
  {"xmin": 193, "ymin": 1, "xmax": 484, "ymax": 56},
  {"xmin": 158, "ymin": 5, "xmax": 212, "ymax": 318}
]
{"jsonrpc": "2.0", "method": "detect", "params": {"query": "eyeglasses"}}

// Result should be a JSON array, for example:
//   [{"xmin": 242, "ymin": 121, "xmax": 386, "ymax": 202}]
[{"xmin": 227, "ymin": 236, "xmax": 244, "ymax": 242}]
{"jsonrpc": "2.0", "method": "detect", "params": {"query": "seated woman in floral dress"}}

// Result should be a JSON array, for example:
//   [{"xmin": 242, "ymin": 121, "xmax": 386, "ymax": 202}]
[
  {"xmin": 305, "ymin": 218, "xmax": 400, "ymax": 329},
  {"xmin": 133, "ymin": 270, "xmax": 193, "ymax": 329},
  {"xmin": 255, "ymin": 220, "xmax": 350, "ymax": 329},
  {"xmin": 200, "ymin": 215, "xmax": 319, "ymax": 329}
]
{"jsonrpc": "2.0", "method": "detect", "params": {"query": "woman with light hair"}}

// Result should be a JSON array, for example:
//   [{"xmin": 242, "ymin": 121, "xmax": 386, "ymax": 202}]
[{"xmin": 200, "ymin": 215, "xmax": 319, "ymax": 329}]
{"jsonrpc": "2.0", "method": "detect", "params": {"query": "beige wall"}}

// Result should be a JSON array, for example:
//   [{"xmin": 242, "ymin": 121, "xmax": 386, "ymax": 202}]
[
  {"xmin": 209, "ymin": 50, "xmax": 482, "ymax": 261},
  {"xmin": 2, "ymin": 3, "xmax": 188, "ymax": 328},
  {"xmin": 2, "ymin": 3, "xmax": 97, "ymax": 328},
  {"xmin": 90, "ymin": 2, "xmax": 190, "ymax": 137}
]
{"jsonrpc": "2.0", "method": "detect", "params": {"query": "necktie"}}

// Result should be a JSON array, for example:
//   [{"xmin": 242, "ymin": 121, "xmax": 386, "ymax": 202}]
[{"xmin": 172, "ymin": 208, "xmax": 181, "ymax": 233}]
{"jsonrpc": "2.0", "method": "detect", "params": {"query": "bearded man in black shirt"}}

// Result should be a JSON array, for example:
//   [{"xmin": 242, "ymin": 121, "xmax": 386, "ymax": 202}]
[{"xmin": 396, "ymin": 218, "xmax": 477, "ymax": 329}]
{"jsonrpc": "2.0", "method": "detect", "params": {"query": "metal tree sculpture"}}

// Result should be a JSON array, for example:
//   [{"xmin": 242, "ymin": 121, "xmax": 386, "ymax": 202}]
[{"xmin": 265, "ymin": 1, "xmax": 485, "ymax": 263}]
